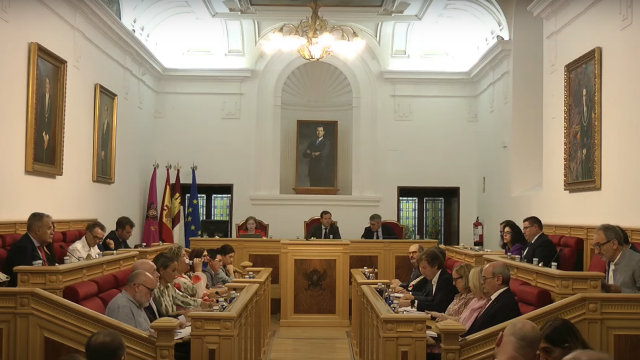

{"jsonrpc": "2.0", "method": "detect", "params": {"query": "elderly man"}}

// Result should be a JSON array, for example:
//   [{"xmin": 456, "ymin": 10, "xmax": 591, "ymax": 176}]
[
  {"xmin": 521, "ymin": 216, "xmax": 557, "ymax": 266},
  {"xmin": 105, "ymin": 270, "xmax": 157, "ymax": 332},
  {"xmin": 463, "ymin": 262, "xmax": 521, "ymax": 337},
  {"xmin": 361, "ymin": 214, "xmax": 396, "ymax": 239},
  {"xmin": 593, "ymin": 224, "xmax": 640, "ymax": 293},
  {"xmin": 130, "ymin": 259, "xmax": 162, "ymax": 322},
  {"xmin": 67, "ymin": 221, "xmax": 106, "ymax": 262},
  {"xmin": 391, "ymin": 244, "xmax": 426, "ymax": 292},
  {"xmin": 493, "ymin": 320, "xmax": 541, "ymax": 360}
]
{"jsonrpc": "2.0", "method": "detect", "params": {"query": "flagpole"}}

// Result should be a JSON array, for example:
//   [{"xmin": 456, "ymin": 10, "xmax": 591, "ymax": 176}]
[{"xmin": 172, "ymin": 162, "xmax": 184, "ymax": 246}]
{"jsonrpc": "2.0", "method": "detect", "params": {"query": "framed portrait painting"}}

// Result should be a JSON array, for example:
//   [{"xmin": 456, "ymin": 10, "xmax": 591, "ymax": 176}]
[
  {"xmin": 564, "ymin": 47, "xmax": 602, "ymax": 192},
  {"xmin": 25, "ymin": 42, "xmax": 67, "ymax": 176},
  {"xmin": 93, "ymin": 84, "xmax": 118, "ymax": 184},
  {"xmin": 294, "ymin": 120, "xmax": 338, "ymax": 195}
]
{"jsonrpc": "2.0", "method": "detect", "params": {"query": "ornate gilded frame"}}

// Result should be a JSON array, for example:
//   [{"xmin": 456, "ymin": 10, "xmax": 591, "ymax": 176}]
[
  {"xmin": 564, "ymin": 47, "xmax": 602, "ymax": 192},
  {"xmin": 294, "ymin": 120, "xmax": 339, "ymax": 195},
  {"xmin": 25, "ymin": 42, "xmax": 67, "ymax": 176},
  {"xmin": 92, "ymin": 84, "xmax": 118, "ymax": 184}
]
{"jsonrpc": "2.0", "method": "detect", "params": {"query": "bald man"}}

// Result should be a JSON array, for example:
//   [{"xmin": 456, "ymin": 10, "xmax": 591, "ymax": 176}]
[
  {"xmin": 132, "ymin": 259, "xmax": 161, "ymax": 322},
  {"xmin": 563, "ymin": 350, "xmax": 612, "ymax": 360},
  {"xmin": 105, "ymin": 270, "xmax": 157, "ymax": 332},
  {"xmin": 494, "ymin": 320, "xmax": 540, "ymax": 360}
]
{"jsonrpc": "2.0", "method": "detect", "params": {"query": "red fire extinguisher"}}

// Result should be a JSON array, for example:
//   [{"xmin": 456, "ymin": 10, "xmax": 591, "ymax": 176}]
[{"xmin": 473, "ymin": 216, "xmax": 484, "ymax": 247}]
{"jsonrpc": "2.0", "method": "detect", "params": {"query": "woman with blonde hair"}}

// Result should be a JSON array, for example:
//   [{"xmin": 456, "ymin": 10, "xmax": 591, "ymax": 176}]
[
  {"xmin": 426, "ymin": 263, "xmax": 475, "ymax": 322},
  {"xmin": 458, "ymin": 266, "xmax": 488, "ymax": 329}
]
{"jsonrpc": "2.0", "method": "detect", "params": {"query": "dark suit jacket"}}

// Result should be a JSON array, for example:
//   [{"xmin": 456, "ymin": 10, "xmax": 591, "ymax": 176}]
[
  {"xmin": 302, "ymin": 137, "xmax": 332, "ymax": 187},
  {"xmin": 399, "ymin": 268, "xmax": 421, "ymax": 290},
  {"xmin": 361, "ymin": 225, "xmax": 397, "ymax": 239},
  {"xmin": 35, "ymin": 92, "xmax": 54, "ymax": 164},
  {"xmin": 412, "ymin": 270, "xmax": 458, "ymax": 312},
  {"xmin": 306, "ymin": 224, "xmax": 341, "ymax": 240},
  {"xmin": 462, "ymin": 287, "xmax": 521, "ymax": 337},
  {"xmin": 103, "ymin": 230, "xmax": 132, "ymax": 251},
  {"xmin": 3, "ymin": 233, "xmax": 57, "ymax": 287},
  {"xmin": 522, "ymin": 233, "xmax": 558, "ymax": 266}
]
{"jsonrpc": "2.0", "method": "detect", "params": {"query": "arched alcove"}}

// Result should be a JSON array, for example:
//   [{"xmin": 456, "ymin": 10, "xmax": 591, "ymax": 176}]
[{"xmin": 279, "ymin": 62, "xmax": 353, "ymax": 195}]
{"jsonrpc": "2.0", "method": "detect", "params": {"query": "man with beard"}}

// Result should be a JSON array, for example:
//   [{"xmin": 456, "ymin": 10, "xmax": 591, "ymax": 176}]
[
  {"xmin": 391, "ymin": 244, "xmax": 426, "ymax": 293},
  {"xmin": 105, "ymin": 270, "xmax": 157, "ymax": 332}
]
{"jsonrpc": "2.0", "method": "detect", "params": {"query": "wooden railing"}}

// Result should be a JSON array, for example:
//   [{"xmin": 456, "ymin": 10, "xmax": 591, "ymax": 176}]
[
  {"xmin": 446, "ymin": 246, "xmax": 504, "ymax": 266},
  {"xmin": 231, "ymin": 267, "xmax": 272, "ymax": 359},
  {"xmin": 350, "ymin": 269, "xmax": 390, "ymax": 360},
  {"xmin": 438, "ymin": 293, "xmax": 640, "ymax": 360},
  {"xmin": 0, "ymin": 288, "xmax": 179, "ymax": 360},
  {"xmin": 14, "ymin": 252, "xmax": 138, "ymax": 296},
  {"xmin": 0, "ymin": 218, "xmax": 96, "ymax": 234},
  {"xmin": 117, "ymin": 243, "xmax": 172, "ymax": 260},
  {"xmin": 482, "ymin": 254, "xmax": 604, "ymax": 301}
]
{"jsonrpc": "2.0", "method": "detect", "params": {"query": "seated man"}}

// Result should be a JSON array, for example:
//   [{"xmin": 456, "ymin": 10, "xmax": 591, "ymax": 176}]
[
  {"xmin": 521, "ymin": 216, "xmax": 557, "ymax": 266},
  {"xmin": 463, "ymin": 262, "xmax": 521, "ymax": 337},
  {"xmin": 361, "ymin": 214, "xmax": 396, "ymax": 239},
  {"xmin": 4, "ymin": 212, "xmax": 57, "ymax": 286},
  {"xmin": 105, "ymin": 270, "xmax": 157, "ymax": 332},
  {"xmin": 306, "ymin": 210, "xmax": 341, "ymax": 240},
  {"xmin": 391, "ymin": 244, "xmax": 427, "ymax": 293},
  {"xmin": 594, "ymin": 224, "xmax": 640, "ymax": 293},
  {"xmin": 67, "ymin": 221, "xmax": 106, "ymax": 262},
  {"xmin": 493, "ymin": 320, "xmax": 540, "ymax": 360},
  {"xmin": 130, "ymin": 259, "xmax": 161, "ymax": 323},
  {"xmin": 85, "ymin": 330, "xmax": 126, "ymax": 360},
  {"xmin": 204, "ymin": 248, "xmax": 233, "ymax": 288},
  {"xmin": 103, "ymin": 216, "xmax": 135, "ymax": 251},
  {"xmin": 398, "ymin": 248, "xmax": 457, "ymax": 312}
]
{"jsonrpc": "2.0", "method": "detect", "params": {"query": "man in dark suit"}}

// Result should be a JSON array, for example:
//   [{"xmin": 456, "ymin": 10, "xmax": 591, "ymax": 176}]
[
  {"xmin": 521, "ymin": 216, "xmax": 557, "ymax": 266},
  {"xmin": 391, "ymin": 244, "xmax": 425, "ymax": 292},
  {"xmin": 35, "ymin": 77, "xmax": 54, "ymax": 165},
  {"xmin": 98, "ymin": 104, "xmax": 112, "ymax": 177},
  {"xmin": 398, "ymin": 248, "xmax": 457, "ymax": 312},
  {"xmin": 3, "ymin": 212, "xmax": 57, "ymax": 287},
  {"xmin": 306, "ymin": 210, "xmax": 341, "ymax": 240},
  {"xmin": 302, "ymin": 125, "xmax": 332, "ymax": 187},
  {"xmin": 361, "ymin": 214, "xmax": 397, "ymax": 239},
  {"xmin": 463, "ymin": 262, "xmax": 521, "ymax": 337},
  {"xmin": 103, "ymin": 216, "xmax": 135, "ymax": 251}
]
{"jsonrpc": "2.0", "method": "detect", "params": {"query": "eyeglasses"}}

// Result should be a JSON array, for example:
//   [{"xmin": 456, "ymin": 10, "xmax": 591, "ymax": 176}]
[
  {"xmin": 136, "ymin": 283, "xmax": 155, "ymax": 294},
  {"xmin": 503, "ymin": 231, "xmax": 512, "ymax": 236},
  {"xmin": 452, "ymin": 276, "xmax": 463, "ymax": 282},
  {"xmin": 89, "ymin": 233, "xmax": 104, "ymax": 242},
  {"xmin": 593, "ymin": 239, "xmax": 615, "ymax": 251},
  {"xmin": 481, "ymin": 275, "xmax": 497, "ymax": 283},
  {"xmin": 522, "ymin": 226, "xmax": 532, "ymax": 231},
  {"xmin": 407, "ymin": 251, "xmax": 418, "ymax": 256}
]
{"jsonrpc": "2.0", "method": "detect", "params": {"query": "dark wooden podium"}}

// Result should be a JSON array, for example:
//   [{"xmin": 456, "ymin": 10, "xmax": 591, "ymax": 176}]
[{"xmin": 280, "ymin": 240, "xmax": 350, "ymax": 327}]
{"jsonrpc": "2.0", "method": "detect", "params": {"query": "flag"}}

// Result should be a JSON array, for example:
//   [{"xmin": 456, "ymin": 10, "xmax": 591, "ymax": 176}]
[
  {"xmin": 184, "ymin": 168, "xmax": 201, "ymax": 248},
  {"xmin": 142, "ymin": 167, "xmax": 159, "ymax": 247},
  {"xmin": 171, "ymin": 168, "xmax": 184, "ymax": 246},
  {"xmin": 159, "ymin": 168, "xmax": 174, "ymax": 243}
]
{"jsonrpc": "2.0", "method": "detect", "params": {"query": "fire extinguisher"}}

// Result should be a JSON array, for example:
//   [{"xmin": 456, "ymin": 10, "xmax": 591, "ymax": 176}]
[{"xmin": 473, "ymin": 216, "xmax": 484, "ymax": 247}]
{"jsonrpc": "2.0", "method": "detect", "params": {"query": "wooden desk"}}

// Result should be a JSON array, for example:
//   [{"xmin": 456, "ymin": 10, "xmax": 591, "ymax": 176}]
[
  {"xmin": 350, "ymin": 269, "xmax": 390, "ymax": 359},
  {"xmin": 117, "ymin": 243, "xmax": 172, "ymax": 260},
  {"xmin": 446, "ymin": 246, "xmax": 504, "ymax": 266},
  {"xmin": 14, "ymin": 252, "xmax": 138, "ymax": 296},
  {"xmin": 482, "ymin": 254, "xmax": 604, "ymax": 301}
]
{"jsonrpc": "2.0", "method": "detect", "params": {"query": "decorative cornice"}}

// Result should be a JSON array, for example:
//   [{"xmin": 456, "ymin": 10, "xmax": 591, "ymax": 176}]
[{"xmin": 249, "ymin": 194, "xmax": 381, "ymax": 207}]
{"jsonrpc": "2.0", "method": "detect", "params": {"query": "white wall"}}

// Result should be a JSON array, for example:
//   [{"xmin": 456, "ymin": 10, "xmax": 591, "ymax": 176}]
[{"xmin": 0, "ymin": 0, "xmax": 156, "ymax": 242}]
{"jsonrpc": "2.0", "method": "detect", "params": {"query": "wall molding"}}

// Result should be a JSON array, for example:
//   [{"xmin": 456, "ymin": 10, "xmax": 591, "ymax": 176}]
[
  {"xmin": 529, "ymin": 0, "xmax": 601, "ymax": 39},
  {"xmin": 249, "ymin": 194, "xmax": 381, "ymax": 207}
]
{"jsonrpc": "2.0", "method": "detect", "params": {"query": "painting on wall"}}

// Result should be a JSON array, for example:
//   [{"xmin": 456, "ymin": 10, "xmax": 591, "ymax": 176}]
[
  {"xmin": 93, "ymin": 84, "xmax": 118, "ymax": 184},
  {"xmin": 564, "ymin": 47, "xmax": 602, "ymax": 192},
  {"xmin": 99, "ymin": 0, "xmax": 121, "ymax": 19},
  {"xmin": 294, "ymin": 120, "xmax": 338, "ymax": 195},
  {"xmin": 25, "ymin": 42, "xmax": 68, "ymax": 177}
]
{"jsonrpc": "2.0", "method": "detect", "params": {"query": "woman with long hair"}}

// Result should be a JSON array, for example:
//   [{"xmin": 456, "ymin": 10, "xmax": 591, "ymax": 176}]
[
  {"xmin": 238, "ymin": 216, "xmax": 265, "ymax": 237},
  {"xmin": 539, "ymin": 318, "xmax": 592, "ymax": 360},
  {"xmin": 458, "ymin": 266, "xmax": 488, "ymax": 329},
  {"xmin": 426, "ymin": 263, "xmax": 475, "ymax": 322},
  {"xmin": 501, "ymin": 220, "xmax": 528, "ymax": 257}
]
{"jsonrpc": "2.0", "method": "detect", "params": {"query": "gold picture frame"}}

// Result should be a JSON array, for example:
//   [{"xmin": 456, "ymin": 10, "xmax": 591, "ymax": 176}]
[
  {"xmin": 564, "ymin": 47, "xmax": 602, "ymax": 192},
  {"xmin": 25, "ymin": 42, "xmax": 67, "ymax": 176},
  {"xmin": 294, "ymin": 120, "xmax": 339, "ymax": 195},
  {"xmin": 92, "ymin": 84, "xmax": 118, "ymax": 184}
]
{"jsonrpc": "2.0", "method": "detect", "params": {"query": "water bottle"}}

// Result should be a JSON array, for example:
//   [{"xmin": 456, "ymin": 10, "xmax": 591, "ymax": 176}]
[
  {"xmin": 217, "ymin": 298, "xmax": 228, "ymax": 312},
  {"xmin": 248, "ymin": 272, "xmax": 255, "ymax": 279},
  {"xmin": 376, "ymin": 283, "xmax": 384, "ymax": 297},
  {"xmin": 63, "ymin": 256, "xmax": 70, "ymax": 264},
  {"xmin": 391, "ymin": 300, "xmax": 399, "ymax": 313},
  {"xmin": 96, "ymin": 252, "xmax": 103, "ymax": 258},
  {"xmin": 229, "ymin": 291, "xmax": 237, "ymax": 304},
  {"xmin": 269, "ymin": 235, "xmax": 273, "ymax": 239},
  {"xmin": 362, "ymin": 267, "xmax": 368, "ymax": 277},
  {"xmin": 385, "ymin": 288, "xmax": 393, "ymax": 306},
  {"xmin": 32, "ymin": 260, "xmax": 43, "ymax": 266}
]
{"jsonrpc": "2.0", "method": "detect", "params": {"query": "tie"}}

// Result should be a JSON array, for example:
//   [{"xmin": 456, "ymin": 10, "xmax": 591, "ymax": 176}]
[
  {"xmin": 323, "ymin": 228, "xmax": 329, "ymax": 239},
  {"xmin": 37, "ymin": 246, "xmax": 48, "ymax": 266},
  {"xmin": 316, "ymin": 139, "xmax": 321, "ymax": 145},
  {"xmin": 374, "ymin": 231, "xmax": 378, "ymax": 239}
]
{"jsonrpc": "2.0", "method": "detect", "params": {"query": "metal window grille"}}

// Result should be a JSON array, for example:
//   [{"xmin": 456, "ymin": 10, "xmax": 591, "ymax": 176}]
[
  {"xmin": 185, "ymin": 194, "xmax": 207, "ymax": 220},
  {"xmin": 424, "ymin": 198, "xmax": 444, "ymax": 244},
  {"xmin": 212, "ymin": 194, "xmax": 231, "ymax": 220},
  {"xmin": 399, "ymin": 197, "xmax": 418, "ymax": 238}
]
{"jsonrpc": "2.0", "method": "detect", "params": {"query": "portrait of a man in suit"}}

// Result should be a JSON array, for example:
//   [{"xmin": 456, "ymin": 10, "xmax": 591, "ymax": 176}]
[
  {"xmin": 98, "ymin": 102, "xmax": 112, "ymax": 177},
  {"xmin": 34, "ymin": 75, "xmax": 56, "ymax": 165},
  {"xmin": 567, "ymin": 60, "xmax": 596, "ymax": 183},
  {"xmin": 297, "ymin": 121, "xmax": 337, "ymax": 188}
]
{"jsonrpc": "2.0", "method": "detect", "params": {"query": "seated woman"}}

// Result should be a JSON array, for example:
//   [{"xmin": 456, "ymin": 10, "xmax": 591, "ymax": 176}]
[
  {"xmin": 426, "ymin": 263, "xmax": 475, "ymax": 322},
  {"xmin": 501, "ymin": 220, "xmax": 528, "ymax": 257},
  {"xmin": 170, "ymin": 247, "xmax": 217, "ymax": 302},
  {"xmin": 238, "ymin": 216, "xmax": 265, "ymax": 237},
  {"xmin": 458, "ymin": 266, "xmax": 488, "ymax": 329},
  {"xmin": 539, "ymin": 318, "xmax": 592, "ymax": 360},
  {"xmin": 152, "ymin": 252, "xmax": 214, "ymax": 317}
]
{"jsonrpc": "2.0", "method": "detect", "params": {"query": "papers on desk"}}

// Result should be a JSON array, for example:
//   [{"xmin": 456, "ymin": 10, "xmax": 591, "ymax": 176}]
[
  {"xmin": 426, "ymin": 331, "xmax": 438, "ymax": 338},
  {"xmin": 391, "ymin": 293, "xmax": 403, "ymax": 298},
  {"xmin": 398, "ymin": 307, "xmax": 418, "ymax": 313},
  {"xmin": 174, "ymin": 326, "xmax": 191, "ymax": 340}
]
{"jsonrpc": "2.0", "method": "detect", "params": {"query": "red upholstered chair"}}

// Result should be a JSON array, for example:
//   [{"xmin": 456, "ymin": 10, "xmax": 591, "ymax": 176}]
[
  {"xmin": 381, "ymin": 220, "xmax": 406, "ymax": 239},
  {"xmin": 62, "ymin": 230, "xmax": 81, "ymax": 245},
  {"xmin": 444, "ymin": 258, "xmax": 463, "ymax": 274},
  {"xmin": 304, "ymin": 217, "xmax": 338, "ymax": 238},
  {"xmin": 558, "ymin": 236, "xmax": 584, "ymax": 271},
  {"xmin": 236, "ymin": 218, "xmax": 269, "ymax": 238},
  {"xmin": 588, "ymin": 253, "xmax": 606, "ymax": 273},
  {"xmin": 113, "ymin": 268, "xmax": 132, "ymax": 290},
  {"xmin": 548, "ymin": 235, "xmax": 564, "ymax": 247},
  {"xmin": 510, "ymin": 278, "xmax": 552, "ymax": 314},
  {"xmin": 64, "ymin": 281, "xmax": 99, "ymax": 303},
  {"xmin": 77, "ymin": 229, "xmax": 86, "ymax": 239},
  {"xmin": 0, "ymin": 233, "xmax": 22, "ymax": 250},
  {"xmin": 52, "ymin": 232, "xmax": 68, "ymax": 264}
]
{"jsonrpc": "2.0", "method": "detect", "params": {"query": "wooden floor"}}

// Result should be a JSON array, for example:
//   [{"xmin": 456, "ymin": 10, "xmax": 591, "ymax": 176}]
[{"xmin": 267, "ymin": 317, "xmax": 353, "ymax": 360}]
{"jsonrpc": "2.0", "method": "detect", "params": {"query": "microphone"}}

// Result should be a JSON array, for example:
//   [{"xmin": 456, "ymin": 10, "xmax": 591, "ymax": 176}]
[
  {"xmin": 62, "ymin": 246, "xmax": 81, "ymax": 262},
  {"xmin": 547, "ymin": 248, "xmax": 562, "ymax": 268}
]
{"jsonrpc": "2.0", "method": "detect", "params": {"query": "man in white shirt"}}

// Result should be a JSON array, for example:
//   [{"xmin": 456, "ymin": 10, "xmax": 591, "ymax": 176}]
[
  {"xmin": 67, "ymin": 221, "xmax": 106, "ymax": 262},
  {"xmin": 594, "ymin": 224, "xmax": 640, "ymax": 293}
]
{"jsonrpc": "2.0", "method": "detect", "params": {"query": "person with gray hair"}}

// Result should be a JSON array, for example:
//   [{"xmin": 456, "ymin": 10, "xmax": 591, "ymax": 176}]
[
  {"xmin": 3, "ymin": 212, "xmax": 56, "ymax": 286},
  {"xmin": 105, "ymin": 270, "xmax": 157, "ymax": 332},
  {"xmin": 493, "ymin": 319, "xmax": 541, "ymax": 360},
  {"xmin": 593, "ymin": 224, "xmax": 640, "ymax": 293},
  {"xmin": 391, "ymin": 244, "xmax": 427, "ymax": 293},
  {"xmin": 67, "ymin": 221, "xmax": 106, "ymax": 262},
  {"xmin": 361, "ymin": 214, "xmax": 397, "ymax": 239},
  {"xmin": 562, "ymin": 350, "xmax": 612, "ymax": 360},
  {"xmin": 462, "ymin": 262, "xmax": 520, "ymax": 337}
]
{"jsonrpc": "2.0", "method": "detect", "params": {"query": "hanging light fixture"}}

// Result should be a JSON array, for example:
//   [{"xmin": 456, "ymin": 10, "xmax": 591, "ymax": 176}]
[{"xmin": 261, "ymin": 0, "xmax": 366, "ymax": 61}]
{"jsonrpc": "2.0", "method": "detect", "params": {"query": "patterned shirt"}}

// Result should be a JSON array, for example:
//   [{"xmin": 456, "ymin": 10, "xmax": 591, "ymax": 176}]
[
  {"xmin": 152, "ymin": 282, "xmax": 202, "ymax": 317},
  {"xmin": 436, "ymin": 292, "xmax": 475, "ymax": 323},
  {"xmin": 173, "ymin": 272, "xmax": 208, "ymax": 300}
]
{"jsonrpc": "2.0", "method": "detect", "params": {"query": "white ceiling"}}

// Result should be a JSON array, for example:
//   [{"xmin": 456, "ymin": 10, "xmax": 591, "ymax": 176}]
[{"xmin": 117, "ymin": 0, "xmax": 509, "ymax": 71}]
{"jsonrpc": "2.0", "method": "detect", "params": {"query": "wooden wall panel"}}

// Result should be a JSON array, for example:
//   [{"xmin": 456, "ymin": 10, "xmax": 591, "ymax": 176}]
[
  {"xmin": 349, "ymin": 255, "xmax": 378, "ymax": 284},
  {"xmin": 249, "ymin": 254, "xmax": 280, "ymax": 284},
  {"xmin": 394, "ymin": 255, "xmax": 413, "ymax": 282},
  {"xmin": 614, "ymin": 334, "xmax": 640, "ymax": 360},
  {"xmin": 208, "ymin": 349, "xmax": 216, "ymax": 360},
  {"xmin": 44, "ymin": 336, "xmax": 84, "ymax": 360},
  {"xmin": 293, "ymin": 259, "xmax": 336, "ymax": 315},
  {"xmin": 0, "ymin": 219, "xmax": 96, "ymax": 235}
]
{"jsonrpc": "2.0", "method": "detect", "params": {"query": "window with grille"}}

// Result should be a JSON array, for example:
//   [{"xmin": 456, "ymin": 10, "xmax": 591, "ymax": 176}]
[
  {"xmin": 397, "ymin": 187, "xmax": 460, "ymax": 245},
  {"xmin": 180, "ymin": 184, "xmax": 233, "ymax": 228}
]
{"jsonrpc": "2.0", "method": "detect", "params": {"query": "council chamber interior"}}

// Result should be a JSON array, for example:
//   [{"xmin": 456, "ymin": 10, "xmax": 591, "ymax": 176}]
[{"xmin": 1, "ymin": 0, "xmax": 639, "ymax": 359}]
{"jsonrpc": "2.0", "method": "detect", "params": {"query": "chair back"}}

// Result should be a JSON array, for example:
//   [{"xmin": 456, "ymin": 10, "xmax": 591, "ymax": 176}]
[
  {"xmin": 304, "ymin": 217, "xmax": 338, "ymax": 237},
  {"xmin": 381, "ymin": 220, "xmax": 406, "ymax": 239},
  {"xmin": 236, "ymin": 218, "xmax": 269, "ymax": 238}
]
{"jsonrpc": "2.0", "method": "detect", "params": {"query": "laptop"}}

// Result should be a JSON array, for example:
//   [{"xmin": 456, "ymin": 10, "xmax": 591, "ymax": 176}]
[
  {"xmin": 238, "ymin": 233, "xmax": 263, "ymax": 238},
  {"xmin": 383, "ymin": 235, "xmax": 399, "ymax": 240}
]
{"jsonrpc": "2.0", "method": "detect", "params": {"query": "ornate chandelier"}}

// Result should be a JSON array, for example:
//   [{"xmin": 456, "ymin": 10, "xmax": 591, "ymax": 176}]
[{"xmin": 261, "ymin": 0, "xmax": 366, "ymax": 61}]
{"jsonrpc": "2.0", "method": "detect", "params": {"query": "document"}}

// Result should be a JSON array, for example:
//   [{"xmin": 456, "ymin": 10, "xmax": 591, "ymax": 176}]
[{"xmin": 174, "ymin": 326, "xmax": 191, "ymax": 340}]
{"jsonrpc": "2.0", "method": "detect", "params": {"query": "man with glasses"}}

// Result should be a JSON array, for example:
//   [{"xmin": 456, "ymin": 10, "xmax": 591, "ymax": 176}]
[
  {"xmin": 594, "ymin": 224, "xmax": 640, "ymax": 293},
  {"xmin": 105, "ymin": 270, "xmax": 157, "ymax": 332},
  {"xmin": 463, "ymin": 262, "xmax": 520, "ymax": 337},
  {"xmin": 67, "ymin": 221, "xmax": 106, "ymax": 262},
  {"xmin": 521, "ymin": 216, "xmax": 557, "ymax": 266},
  {"xmin": 391, "ymin": 244, "xmax": 426, "ymax": 293}
]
